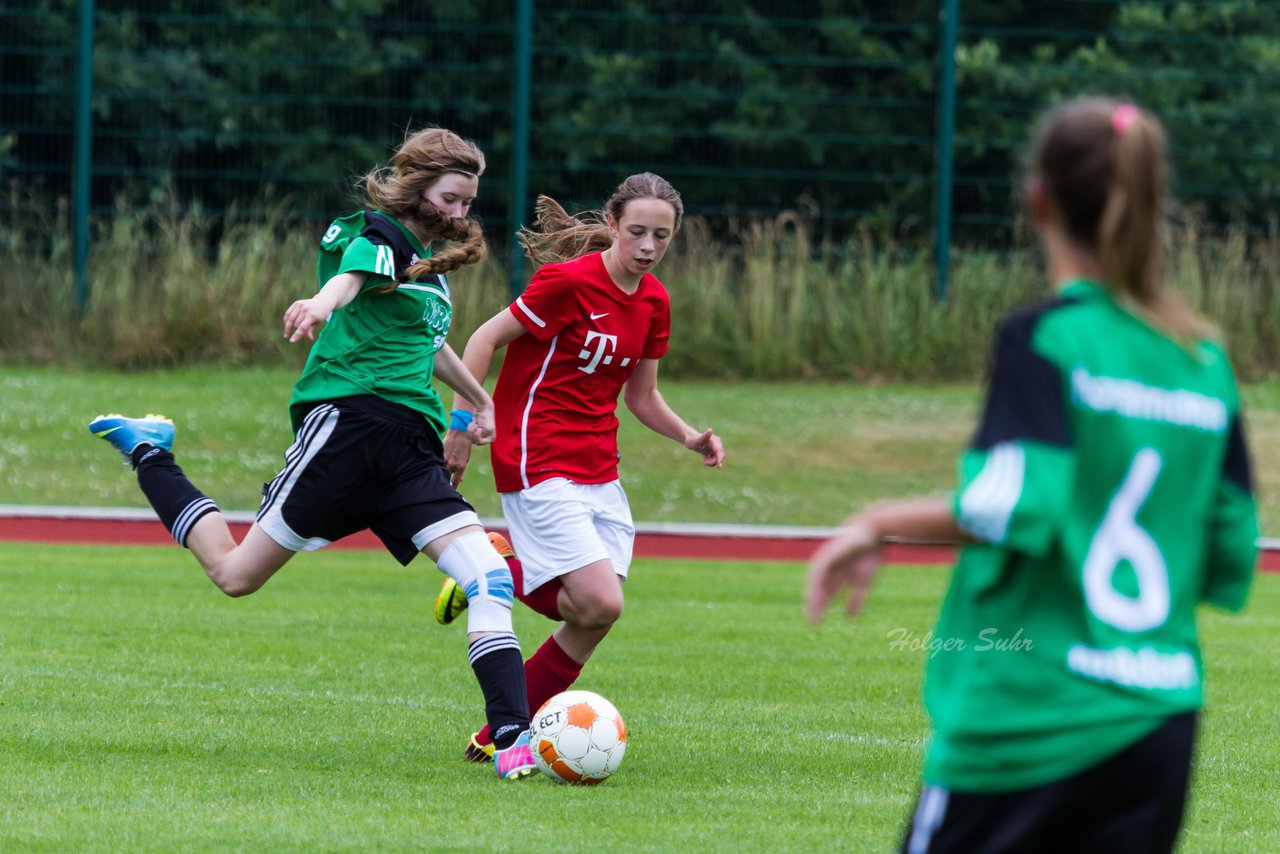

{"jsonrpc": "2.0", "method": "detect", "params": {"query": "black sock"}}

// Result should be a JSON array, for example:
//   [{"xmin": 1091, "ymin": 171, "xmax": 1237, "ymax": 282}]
[
  {"xmin": 133, "ymin": 445, "xmax": 219, "ymax": 547},
  {"xmin": 468, "ymin": 633, "xmax": 529, "ymax": 750}
]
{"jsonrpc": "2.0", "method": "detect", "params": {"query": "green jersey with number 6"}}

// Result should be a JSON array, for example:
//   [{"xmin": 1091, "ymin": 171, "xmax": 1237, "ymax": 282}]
[
  {"xmin": 289, "ymin": 210, "xmax": 452, "ymax": 436},
  {"xmin": 924, "ymin": 278, "xmax": 1257, "ymax": 792}
]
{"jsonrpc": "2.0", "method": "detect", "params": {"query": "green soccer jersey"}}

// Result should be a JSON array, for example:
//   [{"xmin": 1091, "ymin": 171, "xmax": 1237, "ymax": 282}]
[
  {"xmin": 922, "ymin": 279, "xmax": 1258, "ymax": 792},
  {"xmin": 288, "ymin": 211, "xmax": 452, "ymax": 437}
]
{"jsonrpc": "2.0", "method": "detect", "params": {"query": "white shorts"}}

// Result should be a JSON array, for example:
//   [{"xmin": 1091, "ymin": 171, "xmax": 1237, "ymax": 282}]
[{"xmin": 500, "ymin": 478, "xmax": 635, "ymax": 594}]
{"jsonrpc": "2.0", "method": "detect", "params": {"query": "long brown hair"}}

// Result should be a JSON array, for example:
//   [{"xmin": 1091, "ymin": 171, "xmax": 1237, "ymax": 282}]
[
  {"xmin": 518, "ymin": 172, "xmax": 683, "ymax": 267},
  {"xmin": 1029, "ymin": 97, "xmax": 1214, "ymax": 342},
  {"xmin": 358, "ymin": 127, "xmax": 487, "ymax": 284}
]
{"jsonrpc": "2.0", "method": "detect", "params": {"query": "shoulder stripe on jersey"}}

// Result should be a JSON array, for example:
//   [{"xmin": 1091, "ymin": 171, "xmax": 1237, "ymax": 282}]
[
  {"xmin": 516, "ymin": 296, "xmax": 547, "ymax": 328},
  {"xmin": 375, "ymin": 244, "xmax": 395, "ymax": 279},
  {"xmin": 958, "ymin": 441, "xmax": 1025, "ymax": 544},
  {"xmin": 519, "ymin": 335, "xmax": 559, "ymax": 489}
]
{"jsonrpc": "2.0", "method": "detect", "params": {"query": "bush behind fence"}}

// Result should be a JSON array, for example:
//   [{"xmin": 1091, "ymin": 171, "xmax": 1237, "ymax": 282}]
[{"xmin": 4, "ymin": 204, "xmax": 1277, "ymax": 382}]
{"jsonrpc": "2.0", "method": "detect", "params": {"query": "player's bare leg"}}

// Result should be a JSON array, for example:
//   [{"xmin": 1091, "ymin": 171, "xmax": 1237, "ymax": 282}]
[
  {"xmin": 184, "ymin": 516, "xmax": 295, "ymax": 597},
  {"xmin": 89, "ymin": 413, "xmax": 295, "ymax": 596},
  {"xmin": 553, "ymin": 559, "xmax": 624, "ymax": 663}
]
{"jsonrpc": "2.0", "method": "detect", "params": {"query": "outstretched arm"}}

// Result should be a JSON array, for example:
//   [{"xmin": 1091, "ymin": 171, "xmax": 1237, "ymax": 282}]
[
  {"xmin": 283, "ymin": 271, "xmax": 368, "ymax": 343},
  {"xmin": 623, "ymin": 358, "xmax": 724, "ymax": 468},
  {"xmin": 434, "ymin": 343, "xmax": 495, "ymax": 446},
  {"xmin": 443, "ymin": 309, "xmax": 529, "ymax": 487},
  {"xmin": 805, "ymin": 498, "xmax": 966, "ymax": 623}
]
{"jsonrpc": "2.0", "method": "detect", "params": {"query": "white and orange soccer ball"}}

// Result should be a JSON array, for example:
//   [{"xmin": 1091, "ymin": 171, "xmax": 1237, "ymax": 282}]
[{"xmin": 530, "ymin": 690, "xmax": 627, "ymax": 784}]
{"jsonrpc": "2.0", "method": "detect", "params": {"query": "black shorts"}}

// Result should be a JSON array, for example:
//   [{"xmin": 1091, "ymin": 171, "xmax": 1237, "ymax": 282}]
[
  {"xmin": 256, "ymin": 396, "xmax": 476, "ymax": 565},
  {"xmin": 901, "ymin": 712, "xmax": 1197, "ymax": 854}
]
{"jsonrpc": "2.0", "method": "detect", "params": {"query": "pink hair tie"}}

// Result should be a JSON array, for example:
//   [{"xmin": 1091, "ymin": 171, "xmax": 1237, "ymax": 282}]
[{"xmin": 1112, "ymin": 104, "xmax": 1140, "ymax": 135}]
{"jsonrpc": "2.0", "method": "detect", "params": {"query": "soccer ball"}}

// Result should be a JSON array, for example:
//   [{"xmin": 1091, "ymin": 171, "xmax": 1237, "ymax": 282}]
[{"xmin": 530, "ymin": 690, "xmax": 627, "ymax": 784}]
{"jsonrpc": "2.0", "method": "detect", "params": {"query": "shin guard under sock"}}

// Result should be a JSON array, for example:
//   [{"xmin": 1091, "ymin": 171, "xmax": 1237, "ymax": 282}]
[{"xmin": 133, "ymin": 446, "xmax": 218, "ymax": 547}]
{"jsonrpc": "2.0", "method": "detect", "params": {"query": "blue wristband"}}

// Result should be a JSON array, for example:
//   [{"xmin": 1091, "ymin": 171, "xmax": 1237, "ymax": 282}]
[{"xmin": 449, "ymin": 409, "xmax": 475, "ymax": 432}]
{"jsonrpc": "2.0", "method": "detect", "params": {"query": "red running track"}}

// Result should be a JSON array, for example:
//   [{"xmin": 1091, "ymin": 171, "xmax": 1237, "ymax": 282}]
[
  {"xmin": 2, "ymin": 510, "xmax": 1278, "ymax": 571},
  {"xmin": 0, "ymin": 513, "xmax": 947, "ymax": 564}
]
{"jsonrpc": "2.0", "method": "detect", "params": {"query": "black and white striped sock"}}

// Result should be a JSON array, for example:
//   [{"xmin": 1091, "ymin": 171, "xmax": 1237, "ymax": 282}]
[
  {"xmin": 469, "ymin": 633, "xmax": 529, "ymax": 750},
  {"xmin": 133, "ymin": 446, "xmax": 219, "ymax": 547}
]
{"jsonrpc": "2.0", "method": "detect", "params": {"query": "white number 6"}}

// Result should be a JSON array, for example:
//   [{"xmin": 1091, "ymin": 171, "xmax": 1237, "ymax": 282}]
[{"xmin": 1082, "ymin": 448, "xmax": 1170, "ymax": 632}]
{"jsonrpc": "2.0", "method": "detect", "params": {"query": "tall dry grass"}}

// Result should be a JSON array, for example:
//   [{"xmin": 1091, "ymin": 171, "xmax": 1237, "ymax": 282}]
[{"xmin": 2, "ymin": 205, "xmax": 1277, "ymax": 380}]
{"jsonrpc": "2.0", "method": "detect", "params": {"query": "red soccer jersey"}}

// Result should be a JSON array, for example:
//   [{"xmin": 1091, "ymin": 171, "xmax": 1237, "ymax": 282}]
[{"xmin": 490, "ymin": 252, "xmax": 671, "ymax": 492}]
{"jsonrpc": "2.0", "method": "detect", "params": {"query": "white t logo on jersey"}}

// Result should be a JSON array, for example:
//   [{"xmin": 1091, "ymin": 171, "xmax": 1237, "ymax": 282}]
[{"xmin": 577, "ymin": 331, "xmax": 630, "ymax": 374}]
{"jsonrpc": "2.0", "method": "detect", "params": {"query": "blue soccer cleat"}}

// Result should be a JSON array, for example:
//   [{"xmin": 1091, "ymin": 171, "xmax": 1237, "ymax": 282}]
[{"xmin": 89, "ymin": 413, "xmax": 175, "ymax": 463}]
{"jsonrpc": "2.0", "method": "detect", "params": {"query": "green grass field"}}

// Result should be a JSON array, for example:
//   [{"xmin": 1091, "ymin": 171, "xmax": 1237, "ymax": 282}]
[
  {"xmin": 2, "ymin": 543, "xmax": 1277, "ymax": 852},
  {"xmin": 4, "ymin": 367, "xmax": 1279, "ymax": 850},
  {"xmin": 3, "ymin": 367, "xmax": 1279, "ymax": 534}
]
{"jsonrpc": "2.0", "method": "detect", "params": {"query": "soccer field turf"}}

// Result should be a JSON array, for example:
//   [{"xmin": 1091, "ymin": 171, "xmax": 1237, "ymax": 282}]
[
  {"xmin": 9, "ymin": 366, "xmax": 1280, "ymax": 536},
  {"xmin": 2, "ymin": 543, "xmax": 1276, "ymax": 852}
]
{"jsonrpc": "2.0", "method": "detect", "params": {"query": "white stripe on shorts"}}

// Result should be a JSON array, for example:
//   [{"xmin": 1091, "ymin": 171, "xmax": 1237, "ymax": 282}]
[
  {"xmin": 259, "ymin": 403, "xmax": 335, "ymax": 516},
  {"xmin": 255, "ymin": 404, "xmax": 340, "ymax": 552},
  {"xmin": 410, "ymin": 509, "xmax": 482, "ymax": 553},
  {"xmin": 906, "ymin": 784, "xmax": 950, "ymax": 854}
]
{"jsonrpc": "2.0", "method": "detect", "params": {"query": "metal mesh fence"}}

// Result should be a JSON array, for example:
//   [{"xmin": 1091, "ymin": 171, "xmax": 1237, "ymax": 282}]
[{"xmin": 4, "ymin": 1, "xmax": 1280, "ymax": 267}]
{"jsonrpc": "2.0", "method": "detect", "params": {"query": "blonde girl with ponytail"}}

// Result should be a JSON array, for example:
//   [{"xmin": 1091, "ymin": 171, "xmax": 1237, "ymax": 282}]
[{"xmin": 805, "ymin": 98, "xmax": 1257, "ymax": 852}]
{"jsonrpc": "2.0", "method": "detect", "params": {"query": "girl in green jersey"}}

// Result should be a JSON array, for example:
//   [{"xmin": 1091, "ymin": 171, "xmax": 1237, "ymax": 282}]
[
  {"xmin": 806, "ymin": 99, "xmax": 1258, "ymax": 852},
  {"xmin": 90, "ymin": 128, "xmax": 539, "ymax": 780}
]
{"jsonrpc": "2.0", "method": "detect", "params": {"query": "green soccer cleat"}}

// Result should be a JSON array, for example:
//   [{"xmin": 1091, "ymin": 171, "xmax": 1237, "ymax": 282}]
[
  {"xmin": 434, "ymin": 575, "xmax": 469, "ymax": 625},
  {"xmin": 464, "ymin": 731, "xmax": 495, "ymax": 763},
  {"xmin": 89, "ymin": 413, "xmax": 175, "ymax": 463}
]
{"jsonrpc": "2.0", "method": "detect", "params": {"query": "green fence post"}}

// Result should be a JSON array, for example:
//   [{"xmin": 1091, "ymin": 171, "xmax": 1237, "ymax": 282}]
[
  {"xmin": 508, "ymin": 0, "xmax": 533, "ymax": 298},
  {"xmin": 74, "ymin": 0, "xmax": 95, "ymax": 313},
  {"xmin": 933, "ymin": 0, "xmax": 959, "ymax": 300}
]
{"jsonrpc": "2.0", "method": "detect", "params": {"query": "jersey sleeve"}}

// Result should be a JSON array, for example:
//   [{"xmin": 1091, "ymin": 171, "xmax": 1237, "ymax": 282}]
[
  {"xmin": 642, "ymin": 288, "xmax": 671, "ymax": 359},
  {"xmin": 1201, "ymin": 411, "xmax": 1259, "ymax": 610},
  {"xmin": 337, "ymin": 235, "xmax": 398, "ymax": 291},
  {"xmin": 953, "ymin": 309, "xmax": 1075, "ymax": 556},
  {"xmin": 510, "ymin": 264, "xmax": 579, "ymax": 342}
]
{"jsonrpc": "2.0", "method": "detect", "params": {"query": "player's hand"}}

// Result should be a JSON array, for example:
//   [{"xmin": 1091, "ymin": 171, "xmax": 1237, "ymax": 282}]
[
  {"xmin": 805, "ymin": 518, "xmax": 882, "ymax": 623},
  {"xmin": 468, "ymin": 403, "xmax": 496, "ymax": 446},
  {"xmin": 443, "ymin": 430, "xmax": 473, "ymax": 489},
  {"xmin": 283, "ymin": 298, "xmax": 328, "ymax": 343},
  {"xmin": 685, "ymin": 428, "xmax": 724, "ymax": 468}
]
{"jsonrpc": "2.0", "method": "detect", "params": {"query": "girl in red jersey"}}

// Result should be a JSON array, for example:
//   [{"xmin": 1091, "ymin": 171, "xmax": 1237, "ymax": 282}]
[{"xmin": 439, "ymin": 173, "xmax": 725, "ymax": 761}]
